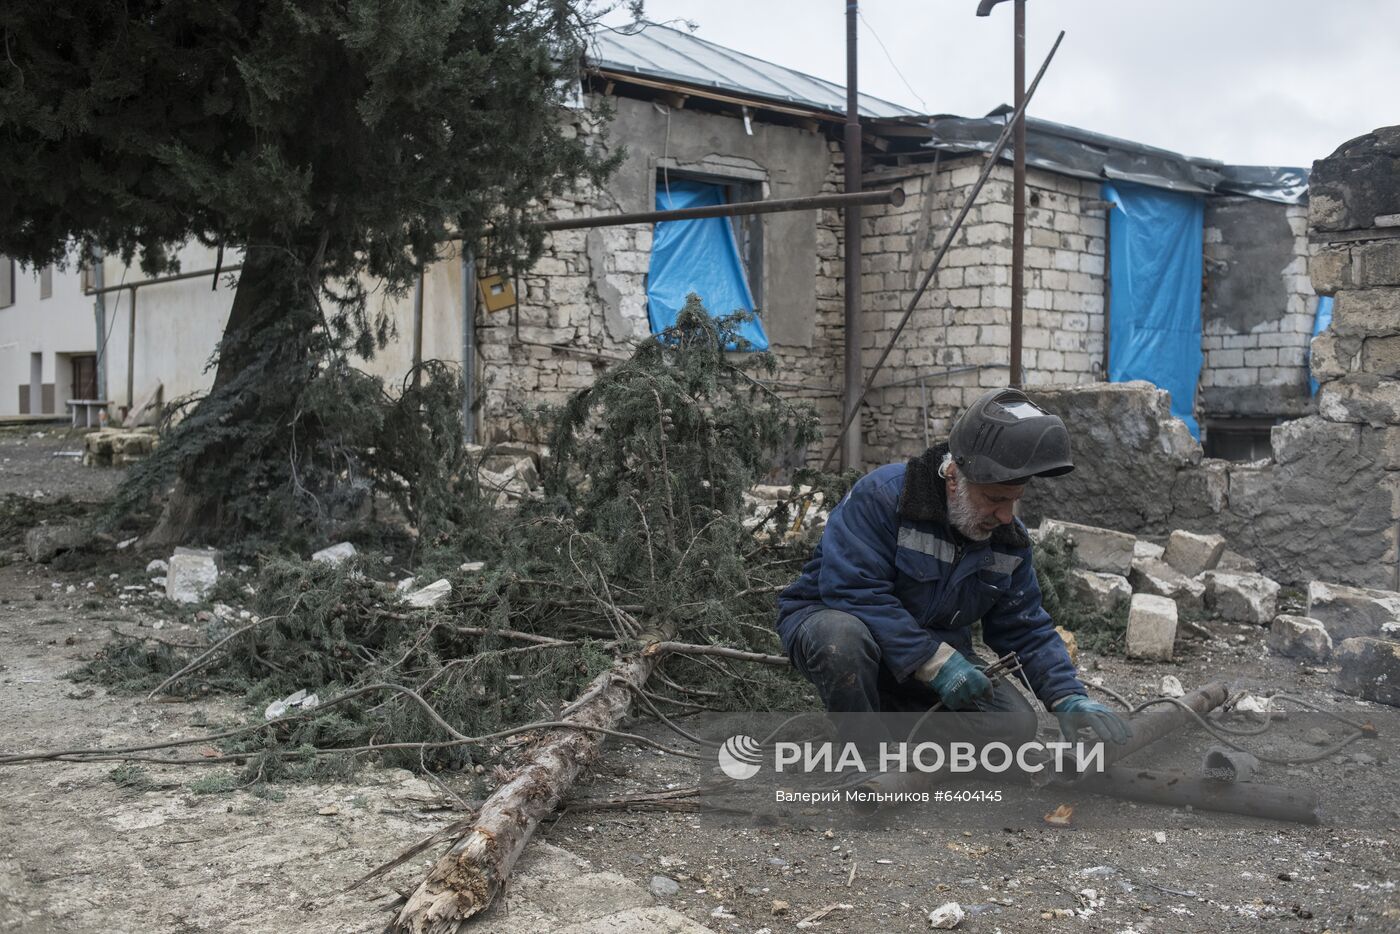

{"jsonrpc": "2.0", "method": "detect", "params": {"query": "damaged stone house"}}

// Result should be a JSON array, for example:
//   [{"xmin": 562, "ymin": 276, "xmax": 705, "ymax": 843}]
[{"xmin": 3, "ymin": 23, "xmax": 1371, "ymax": 582}]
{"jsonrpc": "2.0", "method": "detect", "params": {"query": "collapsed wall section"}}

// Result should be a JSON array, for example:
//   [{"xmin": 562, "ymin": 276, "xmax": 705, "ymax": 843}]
[{"xmin": 1021, "ymin": 125, "xmax": 1400, "ymax": 591}]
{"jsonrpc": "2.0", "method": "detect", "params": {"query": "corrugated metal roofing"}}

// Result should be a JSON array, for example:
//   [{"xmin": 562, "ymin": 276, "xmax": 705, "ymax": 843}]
[{"xmin": 588, "ymin": 23, "xmax": 920, "ymax": 119}]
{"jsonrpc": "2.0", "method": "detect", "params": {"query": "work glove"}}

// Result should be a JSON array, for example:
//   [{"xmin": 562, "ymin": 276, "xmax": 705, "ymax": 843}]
[
  {"xmin": 928, "ymin": 653, "xmax": 993, "ymax": 710},
  {"xmin": 1053, "ymin": 694, "xmax": 1131, "ymax": 745}
]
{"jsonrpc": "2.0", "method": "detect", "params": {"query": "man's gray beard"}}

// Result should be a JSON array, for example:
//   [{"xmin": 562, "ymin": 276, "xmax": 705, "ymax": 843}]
[{"xmin": 947, "ymin": 480, "xmax": 993, "ymax": 542}]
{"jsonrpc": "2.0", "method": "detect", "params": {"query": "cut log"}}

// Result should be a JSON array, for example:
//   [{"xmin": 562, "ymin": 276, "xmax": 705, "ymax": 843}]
[{"xmin": 389, "ymin": 625, "xmax": 674, "ymax": 933}]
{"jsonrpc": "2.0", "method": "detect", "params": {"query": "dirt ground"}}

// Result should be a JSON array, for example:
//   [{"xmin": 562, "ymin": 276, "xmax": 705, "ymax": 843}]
[{"xmin": 0, "ymin": 430, "xmax": 1397, "ymax": 933}]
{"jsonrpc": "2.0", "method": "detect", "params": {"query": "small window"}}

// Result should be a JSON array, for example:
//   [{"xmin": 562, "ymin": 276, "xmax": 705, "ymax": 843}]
[
  {"xmin": 39, "ymin": 264, "xmax": 53, "ymax": 300},
  {"xmin": 0, "ymin": 257, "xmax": 13, "ymax": 308}
]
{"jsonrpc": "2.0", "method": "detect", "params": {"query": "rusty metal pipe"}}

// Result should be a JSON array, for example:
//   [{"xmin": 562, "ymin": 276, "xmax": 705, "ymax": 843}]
[
  {"xmin": 1102, "ymin": 681, "xmax": 1229, "ymax": 767},
  {"xmin": 842, "ymin": 0, "xmax": 864, "ymax": 471},
  {"xmin": 535, "ymin": 188, "xmax": 904, "ymax": 232}
]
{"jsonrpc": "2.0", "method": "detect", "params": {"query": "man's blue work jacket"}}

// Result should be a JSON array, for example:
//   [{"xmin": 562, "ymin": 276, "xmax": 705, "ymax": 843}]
[{"xmin": 776, "ymin": 445, "xmax": 1083, "ymax": 707}]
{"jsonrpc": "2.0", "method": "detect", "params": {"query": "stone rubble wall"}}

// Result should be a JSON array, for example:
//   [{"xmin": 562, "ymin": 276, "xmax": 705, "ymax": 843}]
[
  {"xmin": 1200, "ymin": 199, "xmax": 1318, "ymax": 421},
  {"xmin": 1020, "ymin": 124, "xmax": 1400, "ymax": 592}
]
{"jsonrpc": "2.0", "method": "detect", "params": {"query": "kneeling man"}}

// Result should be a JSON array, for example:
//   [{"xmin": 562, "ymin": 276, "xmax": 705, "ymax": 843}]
[{"xmin": 777, "ymin": 388, "xmax": 1128, "ymax": 751}]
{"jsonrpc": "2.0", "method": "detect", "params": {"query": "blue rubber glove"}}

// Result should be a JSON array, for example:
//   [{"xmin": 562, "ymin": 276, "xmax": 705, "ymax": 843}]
[
  {"xmin": 1054, "ymin": 694, "xmax": 1131, "ymax": 745},
  {"xmin": 928, "ymin": 653, "xmax": 993, "ymax": 710}
]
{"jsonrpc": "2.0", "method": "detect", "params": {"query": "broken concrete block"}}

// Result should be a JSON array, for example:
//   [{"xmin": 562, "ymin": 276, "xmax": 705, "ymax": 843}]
[
  {"xmin": 1129, "ymin": 557, "xmax": 1206, "ymax": 612},
  {"xmin": 1040, "ymin": 518, "xmax": 1136, "ymax": 576},
  {"xmin": 1334, "ymin": 636, "xmax": 1400, "ymax": 706},
  {"xmin": 1203, "ymin": 571, "xmax": 1280, "ymax": 625},
  {"xmin": 1318, "ymin": 374, "xmax": 1400, "ymax": 427},
  {"xmin": 1307, "ymin": 579, "xmax": 1400, "ymax": 639},
  {"xmin": 402, "ymin": 578, "xmax": 452, "ymax": 609},
  {"xmin": 1068, "ymin": 569, "xmax": 1131, "ymax": 615},
  {"xmin": 1266, "ymin": 615, "xmax": 1334, "ymax": 661},
  {"xmin": 1163, "ymin": 530, "xmax": 1227, "ymax": 578},
  {"xmin": 24, "ymin": 522, "xmax": 87, "ymax": 563},
  {"xmin": 166, "ymin": 552, "xmax": 219, "ymax": 604},
  {"xmin": 1126, "ymin": 593, "xmax": 1178, "ymax": 661},
  {"xmin": 311, "ymin": 542, "xmax": 357, "ymax": 566},
  {"xmin": 1133, "ymin": 540, "xmax": 1165, "ymax": 561},
  {"xmin": 1215, "ymin": 549, "xmax": 1259, "ymax": 573},
  {"xmin": 145, "ymin": 558, "xmax": 168, "ymax": 575}
]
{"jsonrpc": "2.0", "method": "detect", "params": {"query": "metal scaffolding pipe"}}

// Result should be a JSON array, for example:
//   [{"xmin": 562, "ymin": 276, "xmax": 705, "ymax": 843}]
[
  {"xmin": 841, "ymin": 0, "xmax": 863, "ymax": 471},
  {"xmin": 535, "ymin": 187, "xmax": 903, "ymax": 232}
]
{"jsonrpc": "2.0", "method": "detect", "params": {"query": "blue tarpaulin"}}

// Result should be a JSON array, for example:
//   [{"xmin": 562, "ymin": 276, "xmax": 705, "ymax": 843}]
[
  {"xmin": 1309, "ymin": 295, "xmax": 1334, "ymax": 395},
  {"xmin": 646, "ymin": 179, "xmax": 768, "ymax": 350},
  {"xmin": 1103, "ymin": 180, "xmax": 1205, "ymax": 438}
]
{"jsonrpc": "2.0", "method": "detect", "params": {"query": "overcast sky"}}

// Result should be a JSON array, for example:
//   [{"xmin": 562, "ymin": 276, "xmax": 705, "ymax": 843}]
[{"xmin": 604, "ymin": 0, "xmax": 1400, "ymax": 168}]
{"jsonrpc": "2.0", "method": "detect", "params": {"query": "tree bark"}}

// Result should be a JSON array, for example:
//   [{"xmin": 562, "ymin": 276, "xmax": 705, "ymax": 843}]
[
  {"xmin": 390, "ymin": 625, "xmax": 675, "ymax": 933},
  {"xmin": 144, "ymin": 248, "xmax": 313, "ymax": 546}
]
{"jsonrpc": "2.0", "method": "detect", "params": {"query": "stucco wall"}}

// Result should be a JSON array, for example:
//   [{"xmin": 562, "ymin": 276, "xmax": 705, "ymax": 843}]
[{"xmin": 0, "ymin": 255, "xmax": 98, "ymax": 415}]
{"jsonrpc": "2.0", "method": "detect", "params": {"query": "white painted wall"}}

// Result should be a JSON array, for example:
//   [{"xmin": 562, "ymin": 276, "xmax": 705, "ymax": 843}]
[{"xmin": 0, "ymin": 253, "xmax": 98, "ymax": 416}]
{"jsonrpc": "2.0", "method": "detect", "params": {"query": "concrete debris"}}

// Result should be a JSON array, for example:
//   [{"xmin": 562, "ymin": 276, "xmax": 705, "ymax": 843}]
[
  {"xmin": 1232, "ymin": 694, "xmax": 1279, "ymax": 721},
  {"xmin": 1164, "ymin": 530, "xmax": 1227, "ymax": 578},
  {"xmin": 311, "ymin": 542, "xmax": 357, "ymax": 566},
  {"xmin": 1216, "ymin": 549, "xmax": 1259, "ymax": 573},
  {"xmin": 1039, "ymin": 518, "xmax": 1136, "ymax": 576},
  {"xmin": 1126, "ymin": 593, "xmax": 1178, "ymax": 660},
  {"xmin": 1334, "ymin": 636, "xmax": 1400, "ymax": 706},
  {"xmin": 1133, "ymin": 540, "xmax": 1165, "ymax": 561},
  {"xmin": 24, "ymin": 523, "xmax": 87, "ymax": 563},
  {"xmin": 1203, "ymin": 571, "xmax": 1280, "ymax": 625},
  {"xmin": 82, "ymin": 427, "xmax": 158, "ymax": 468},
  {"xmin": 166, "ymin": 551, "xmax": 219, "ymax": 604},
  {"xmin": 927, "ymin": 901, "xmax": 965, "ymax": 929},
  {"xmin": 648, "ymin": 875, "xmax": 679, "ymax": 897},
  {"xmin": 123, "ymin": 381, "xmax": 163, "ymax": 429},
  {"xmin": 1307, "ymin": 580, "xmax": 1400, "ymax": 640},
  {"xmin": 1159, "ymin": 675, "xmax": 1184, "ymax": 698},
  {"xmin": 144, "ymin": 559, "xmax": 168, "ymax": 575},
  {"xmin": 402, "ymin": 578, "xmax": 451, "ymax": 609},
  {"xmin": 478, "ymin": 456, "xmax": 543, "ymax": 507},
  {"xmin": 1068, "ymin": 569, "xmax": 1131, "ymax": 615},
  {"xmin": 1128, "ymin": 557, "xmax": 1205, "ymax": 612},
  {"xmin": 1266, "ymin": 615, "xmax": 1333, "ymax": 661},
  {"xmin": 264, "ymin": 689, "xmax": 321, "ymax": 720},
  {"xmin": 460, "ymin": 561, "xmax": 486, "ymax": 573}
]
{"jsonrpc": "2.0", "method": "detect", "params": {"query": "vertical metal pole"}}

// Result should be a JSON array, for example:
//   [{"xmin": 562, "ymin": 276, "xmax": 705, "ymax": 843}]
[
  {"xmin": 1102, "ymin": 208, "xmax": 1112, "ymax": 378},
  {"xmin": 411, "ymin": 268, "xmax": 424, "ymax": 391},
  {"xmin": 1010, "ymin": 0, "xmax": 1026, "ymax": 387},
  {"xmin": 920, "ymin": 375, "xmax": 930, "ymax": 449},
  {"xmin": 841, "ymin": 0, "xmax": 863, "ymax": 470},
  {"xmin": 461, "ymin": 249, "xmax": 477, "ymax": 444},
  {"xmin": 126, "ymin": 288, "xmax": 137, "ymax": 410},
  {"xmin": 92, "ymin": 247, "xmax": 107, "ymax": 405}
]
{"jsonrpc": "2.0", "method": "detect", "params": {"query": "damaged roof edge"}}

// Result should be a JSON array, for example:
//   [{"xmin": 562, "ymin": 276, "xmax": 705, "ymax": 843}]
[{"xmin": 917, "ymin": 110, "xmax": 1309, "ymax": 204}]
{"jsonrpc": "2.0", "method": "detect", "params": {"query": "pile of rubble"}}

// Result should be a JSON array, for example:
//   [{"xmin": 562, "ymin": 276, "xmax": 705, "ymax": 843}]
[
  {"xmin": 1036, "ymin": 518, "xmax": 1400, "ymax": 707},
  {"xmin": 471, "ymin": 444, "xmax": 543, "ymax": 507},
  {"xmin": 82, "ymin": 427, "xmax": 157, "ymax": 468}
]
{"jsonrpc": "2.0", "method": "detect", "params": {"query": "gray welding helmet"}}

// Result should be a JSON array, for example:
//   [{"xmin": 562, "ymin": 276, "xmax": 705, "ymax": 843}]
[{"xmin": 948, "ymin": 388, "xmax": 1074, "ymax": 484}]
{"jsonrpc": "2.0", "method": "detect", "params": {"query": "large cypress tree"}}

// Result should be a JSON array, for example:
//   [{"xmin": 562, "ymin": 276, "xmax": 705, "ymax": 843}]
[{"xmin": 0, "ymin": 0, "xmax": 618, "ymax": 543}]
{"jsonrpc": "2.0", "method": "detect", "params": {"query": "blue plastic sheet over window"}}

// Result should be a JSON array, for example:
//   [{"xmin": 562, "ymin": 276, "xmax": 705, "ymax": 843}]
[
  {"xmin": 646, "ymin": 179, "xmax": 768, "ymax": 350},
  {"xmin": 1103, "ymin": 180, "xmax": 1205, "ymax": 438},
  {"xmin": 1309, "ymin": 295, "xmax": 1334, "ymax": 395}
]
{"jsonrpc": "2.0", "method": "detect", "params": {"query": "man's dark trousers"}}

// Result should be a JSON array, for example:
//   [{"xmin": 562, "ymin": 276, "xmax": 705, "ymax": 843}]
[{"xmin": 786, "ymin": 607, "xmax": 1039, "ymax": 751}]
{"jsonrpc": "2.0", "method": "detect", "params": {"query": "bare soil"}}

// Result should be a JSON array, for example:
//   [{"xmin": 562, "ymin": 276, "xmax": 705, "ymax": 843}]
[{"xmin": 0, "ymin": 433, "xmax": 1397, "ymax": 933}]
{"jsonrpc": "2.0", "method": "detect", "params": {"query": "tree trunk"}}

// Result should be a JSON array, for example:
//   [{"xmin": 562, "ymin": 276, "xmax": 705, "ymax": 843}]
[
  {"xmin": 144, "ymin": 249, "xmax": 316, "ymax": 546},
  {"xmin": 390, "ymin": 626, "xmax": 674, "ymax": 933}
]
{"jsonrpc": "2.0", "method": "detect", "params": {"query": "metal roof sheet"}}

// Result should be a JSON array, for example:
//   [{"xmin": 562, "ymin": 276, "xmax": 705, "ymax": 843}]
[{"xmin": 587, "ymin": 23, "xmax": 920, "ymax": 119}]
